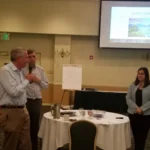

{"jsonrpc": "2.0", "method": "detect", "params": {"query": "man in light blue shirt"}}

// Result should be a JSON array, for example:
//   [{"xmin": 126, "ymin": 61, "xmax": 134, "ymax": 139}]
[
  {"xmin": 22, "ymin": 49, "xmax": 49, "ymax": 150},
  {"xmin": 0, "ymin": 47, "xmax": 33, "ymax": 150}
]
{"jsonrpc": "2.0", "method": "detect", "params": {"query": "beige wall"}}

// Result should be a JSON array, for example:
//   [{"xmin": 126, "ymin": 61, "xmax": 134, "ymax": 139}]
[
  {"xmin": 0, "ymin": 33, "xmax": 54, "ymax": 81},
  {"xmin": 71, "ymin": 36, "xmax": 150, "ymax": 87},
  {"xmin": 0, "ymin": 0, "xmax": 99, "ymax": 35}
]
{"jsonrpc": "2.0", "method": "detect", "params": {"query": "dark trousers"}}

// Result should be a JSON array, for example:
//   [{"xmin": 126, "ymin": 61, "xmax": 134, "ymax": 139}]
[
  {"xmin": 26, "ymin": 98, "xmax": 42, "ymax": 150},
  {"xmin": 129, "ymin": 114, "xmax": 150, "ymax": 150}
]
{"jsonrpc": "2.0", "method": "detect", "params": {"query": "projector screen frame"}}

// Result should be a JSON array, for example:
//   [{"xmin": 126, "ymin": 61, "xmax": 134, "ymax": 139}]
[{"xmin": 99, "ymin": 0, "xmax": 150, "ymax": 50}]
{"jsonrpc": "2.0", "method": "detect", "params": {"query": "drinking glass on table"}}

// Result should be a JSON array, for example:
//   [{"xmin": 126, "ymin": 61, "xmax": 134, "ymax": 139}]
[
  {"xmin": 79, "ymin": 108, "xmax": 85, "ymax": 119},
  {"xmin": 87, "ymin": 110, "xmax": 93, "ymax": 119},
  {"xmin": 94, "ymin": 110, "xmax": 106, "ymax": 120}
]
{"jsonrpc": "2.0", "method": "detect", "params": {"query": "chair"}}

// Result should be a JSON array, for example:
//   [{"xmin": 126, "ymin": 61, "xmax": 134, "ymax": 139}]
[{"xmin": 57, "ymin": 120, "xmax": 101, "ymax": 150}]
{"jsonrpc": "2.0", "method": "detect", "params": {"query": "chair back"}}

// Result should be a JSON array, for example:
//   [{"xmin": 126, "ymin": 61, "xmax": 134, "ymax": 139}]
[{"xmin": 69, "ymin": 120, "xmax": 97, "ymax": 150}]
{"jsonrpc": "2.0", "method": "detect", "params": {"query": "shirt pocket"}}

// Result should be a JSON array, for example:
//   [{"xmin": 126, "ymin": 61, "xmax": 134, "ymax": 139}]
[{"xmin": 33, "ymin": 71, "xmax": 41, "ymax": 80}]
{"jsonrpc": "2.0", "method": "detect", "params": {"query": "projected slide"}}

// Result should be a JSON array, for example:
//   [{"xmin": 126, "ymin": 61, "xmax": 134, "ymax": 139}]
[
  {"xmin": 100, "ymin": 1, "xmax": 150, "ymax": 48},
  {"xmin": 110, "ymin": 7, "xmax": 150, "ymax": 41},
  {"xmin": 128, "ymin": 18, "xmax": 150, "ymax": 37}
]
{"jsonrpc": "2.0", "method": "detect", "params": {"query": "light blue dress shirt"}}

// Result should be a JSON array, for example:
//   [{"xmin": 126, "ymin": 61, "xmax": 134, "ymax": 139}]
[
  {"xmin": 22, "ymin": 65, "xmax": 49, "ymax": 99},
  {"xmin": 0, "ymin": 62, "xmax": 29, "ymax": 106}
]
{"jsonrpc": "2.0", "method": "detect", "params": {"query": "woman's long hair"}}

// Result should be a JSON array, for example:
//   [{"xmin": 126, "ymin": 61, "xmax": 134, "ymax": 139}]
[{"xmin": 134, "ymin": 67, "xmax": 150, "ymax": 88}]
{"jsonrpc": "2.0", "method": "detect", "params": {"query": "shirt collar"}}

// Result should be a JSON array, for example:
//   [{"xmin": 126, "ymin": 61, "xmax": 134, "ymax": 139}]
[{"xmin": 9, "ymin": 62, "xmax": 18, "ymax": 71}]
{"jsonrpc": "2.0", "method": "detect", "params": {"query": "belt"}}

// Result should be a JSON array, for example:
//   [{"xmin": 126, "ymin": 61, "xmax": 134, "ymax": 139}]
[
  {"xmin": 0, "ymin": 105, "xmax": 25, "ymax": 108},
  {"xmin": 27, "ymin": 98, "xmax": 41, "ymax": 100}
]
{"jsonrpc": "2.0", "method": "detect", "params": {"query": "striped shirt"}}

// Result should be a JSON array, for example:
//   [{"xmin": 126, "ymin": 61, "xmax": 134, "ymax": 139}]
[
  {"xmin": 0, "ymin": 62, "xmax": 29, "ymax": 105},
  {"xmin": 22, "ymin": 65, "xmax": 49, "ymax": 99}
]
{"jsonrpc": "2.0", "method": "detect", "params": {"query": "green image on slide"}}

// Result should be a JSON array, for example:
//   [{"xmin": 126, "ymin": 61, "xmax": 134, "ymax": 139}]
[{"xmin": 128, "ymin": 18, "xmax": 150, "ymax": 37}]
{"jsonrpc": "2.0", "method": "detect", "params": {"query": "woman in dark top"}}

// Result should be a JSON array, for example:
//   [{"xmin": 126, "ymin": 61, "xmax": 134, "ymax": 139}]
[{"xmin": 126, "ymin": 67, "xmax": 150, "ymax": 150}]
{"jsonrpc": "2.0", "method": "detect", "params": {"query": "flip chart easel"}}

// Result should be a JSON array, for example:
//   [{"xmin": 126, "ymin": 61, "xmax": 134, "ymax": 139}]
[{"xmin": 62, "ymin": 64, "xmax": 82, "ymax": 106}]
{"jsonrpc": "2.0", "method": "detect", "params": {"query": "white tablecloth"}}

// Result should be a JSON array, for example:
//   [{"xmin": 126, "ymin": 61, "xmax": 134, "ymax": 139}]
[{"xmin": 38, "ymin": 110, "xmax": 131, "ymax": 150}]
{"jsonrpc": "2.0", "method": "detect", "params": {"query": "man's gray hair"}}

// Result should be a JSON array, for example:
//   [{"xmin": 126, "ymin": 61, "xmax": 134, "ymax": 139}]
[{"xmin": 10, "ymin": 47, "xmax": 26, "ymax": 61}]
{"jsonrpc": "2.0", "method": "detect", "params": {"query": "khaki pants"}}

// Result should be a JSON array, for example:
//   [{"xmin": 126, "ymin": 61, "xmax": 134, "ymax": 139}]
[{"xmin": 0, "ymin": 108, "xmax": 32, "ymax": 150}]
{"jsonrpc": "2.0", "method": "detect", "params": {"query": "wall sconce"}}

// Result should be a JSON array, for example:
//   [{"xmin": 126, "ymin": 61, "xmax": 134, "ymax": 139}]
[{"xmin": 55, "ymin": 48, "xmax": 70, "ymax": 58}]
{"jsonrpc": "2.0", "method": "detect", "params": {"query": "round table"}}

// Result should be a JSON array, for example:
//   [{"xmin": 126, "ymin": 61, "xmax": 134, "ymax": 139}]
[{"xmin": 38, "ymin": 110, "xmax": 131, "ymax": 150}]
